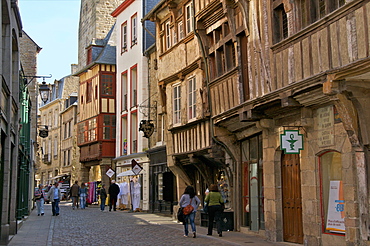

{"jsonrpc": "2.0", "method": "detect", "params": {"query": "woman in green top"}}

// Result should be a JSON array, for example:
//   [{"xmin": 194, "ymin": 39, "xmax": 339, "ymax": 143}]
[{"xmin": 204, "ymin": 184, "xmax": 224, "ymax": 237}]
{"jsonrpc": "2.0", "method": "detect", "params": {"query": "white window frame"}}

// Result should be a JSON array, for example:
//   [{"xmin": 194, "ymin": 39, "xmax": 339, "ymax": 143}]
[
  {"xmin": 165, "ymin": 21, "xmax": 171, "ymax": 49},
  {"xmin": 121, "ymin": 22, "xmax": 127, "ymax": 53},
  {"xmin": 188, "ymin": 76, "xmax": 196, "ymax": 120},
  {"xmin": 173, "ymin": 83, "xmax": 181, "ymax": 125},
  {"xmin": 185, "ymin": 2, "xmax": 194, "ymax": 35},
  {"xmin": 131, "ymin": 14, "xmax": 137, "ymax": 46},
  {"xmin": 178, "ymin": 21, "xmax": 184, "ymax": 40}
]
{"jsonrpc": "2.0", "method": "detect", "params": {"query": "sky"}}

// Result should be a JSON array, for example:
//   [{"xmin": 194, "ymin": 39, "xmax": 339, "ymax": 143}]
[{"xmin": 18, "ymin": 0, "xmax": 80, "ymax": 83}]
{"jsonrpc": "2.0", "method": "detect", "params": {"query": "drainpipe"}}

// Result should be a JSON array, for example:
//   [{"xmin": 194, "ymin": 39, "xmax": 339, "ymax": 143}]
[{"xmin": 191, "ymin": 0, "xmax": 240, "ymax": 228}]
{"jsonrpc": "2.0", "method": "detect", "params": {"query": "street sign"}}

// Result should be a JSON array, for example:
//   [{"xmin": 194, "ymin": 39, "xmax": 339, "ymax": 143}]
[
  {"xmin": 106, "ymin": 168, "xmax": 115, "ymax": 178},
  {"xmin": 131, "ymin": 159, "xmax": 142, "ymax": 175},
  {"xmin": 280, "ymin": 130, "xmax": 304, "ymax": 154}
]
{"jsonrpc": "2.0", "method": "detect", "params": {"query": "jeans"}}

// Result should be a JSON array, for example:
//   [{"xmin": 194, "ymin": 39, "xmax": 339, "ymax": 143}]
[
  {"xmin": 183, "ymin": 211, "xmax": 196, "ymax": 236},
  {"xmin": 36, "ymin": 198, "xmax": 44, "ymax": 215},
  {"xmin": 52, "ymin": 199, "xmax": 60, "ymax": 215},
  {"xmin": 101, "ymin": 198, "xmax": 106, "ymax": 211},
  {"xmin": 80, "ymin": 196, "xmax": 86, "ymax": 209},
  {"xmin": 207, "ymin": 205, "xmax": 222, "ymax": 235}
]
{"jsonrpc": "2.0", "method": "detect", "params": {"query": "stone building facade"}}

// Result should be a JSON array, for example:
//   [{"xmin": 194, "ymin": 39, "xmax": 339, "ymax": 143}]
[
  {"xmin": 77, "ymin": 0, "xmax": 121, "ymax": 72},
  {"xmin": 0, "ymin": 1, "xmax": 23, "ymax": 244},
  {"xmin": 37, "ymin": 75, "xmax": 79, "ymax": 186}
]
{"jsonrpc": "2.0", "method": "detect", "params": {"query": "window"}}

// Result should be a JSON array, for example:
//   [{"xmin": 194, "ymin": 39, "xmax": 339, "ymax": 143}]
[
  {"xmin": 122, "ymin": 72, "xmax": 128, "ymax": 111},
  {"xmin": 273, "ymin": 4, "xmax": 288, "ymax": 44},
  {"xmin": 173, "ymin": 83, "xmax": 181, "ymax": 124},
  {"xmin": 88, "ymin": 118, "xmax": 97, "ymax": 142},
  {"xmin": 131, "ymin": 113, "xmax": 137, "ymax": 153},
  {"xmin": 53, "ymin": 137, "xmax": 58, "ymax": 158},
  {"xmin": 188, "ymin": 77, "xmax": 196, "ymax": 120},
  {"xmin": 165, "ymin": 21, "xmax": 171, "ymax": 49},
  {"xmin": 102, "ymin": 74, "xmax": 114, "ymax": 96},
  {"xmin": 121, "ymin": 116, "xmax": 127, "ymax": 155},
  {"xmin": 121, "ymin": 22, "xmax": 127, "ymax": 53},
  {"xmin": 320, "ymin": 151, "xmax": 344, "ymax": 234},
  {"xmin": 207, "ymin": 22, "xmax": 236, "ymax": 79},
  {"xmin": 185, "ymin": 2, "xmax": 194, "ymax": 35},
  {"xmin": 86, "ymin": 81, "xmax": 92, "ymax": 103},
  {"xmin": 131, "ymin": 14, "xmax": 137, "ymax": 46},
  {"xmin": 103, "ymin": 115, "xmax": 116, "ymax": 140},
  {"xmin": 296, "ymin": 0, "xmax": 345, "ymax": 30},
  {"xmin": 78, "ymin": 117, "xmax": 98, "ymax": 145},
  {"xmin": 178, "ymin": 21, "xmax": 184, "ymax": 40},
  {"xmin": 131, "ymin": 66, "xmax": 137, "ymax": 107}
]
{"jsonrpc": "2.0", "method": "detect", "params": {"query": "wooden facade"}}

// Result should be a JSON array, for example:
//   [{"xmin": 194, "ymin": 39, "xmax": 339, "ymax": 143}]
[{"xmin": 146, "ymin": 0, "xmax": 370, "ymax": 245}]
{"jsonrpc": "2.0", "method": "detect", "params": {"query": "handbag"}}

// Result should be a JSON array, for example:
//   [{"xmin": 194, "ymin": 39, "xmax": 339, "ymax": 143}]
[
  {"xmin": 182, "ymin": 198, "xmax": 194, "ymax": 215},
  {"xmin": 177, "ymin": 207, "xmax": 185, "ymax": 222}
]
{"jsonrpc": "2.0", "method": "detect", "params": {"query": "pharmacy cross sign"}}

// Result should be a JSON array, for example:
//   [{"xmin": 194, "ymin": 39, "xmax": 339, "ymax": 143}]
[{"xmin": 280, "ymin": 130, "xmax": 304, "ymax": 154}]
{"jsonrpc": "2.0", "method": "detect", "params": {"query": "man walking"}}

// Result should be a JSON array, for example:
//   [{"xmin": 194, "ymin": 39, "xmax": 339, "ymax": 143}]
[
  {"xmin": 47, "ymin": 182, "xmax": 62, "ymax": 216},
  {"xmin": 108, "ymin": 180, "xmax": 120, "ymax": 211},
  {"xmin": 70, "ymin": 181, "xmax": 80, "ymax": 209}
]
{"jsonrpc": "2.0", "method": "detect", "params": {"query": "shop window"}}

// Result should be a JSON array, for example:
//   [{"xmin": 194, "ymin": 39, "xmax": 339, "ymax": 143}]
[
  {"xmin": 320, "ymin": 151, "xmax": 345, "ymax": 234},
  {"xmin": 241, "ymin": 134, "xmax": 264, "ymax": 231}
]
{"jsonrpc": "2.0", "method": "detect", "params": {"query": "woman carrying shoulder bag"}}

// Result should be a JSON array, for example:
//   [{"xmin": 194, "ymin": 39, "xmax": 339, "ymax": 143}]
[
  {"xmin": 179, "ymin": 186, "xmax": 200, "ymax": 238},
  {"xmin": 204, "ymin": 184, "xmax": 224, "ymax": 237}
]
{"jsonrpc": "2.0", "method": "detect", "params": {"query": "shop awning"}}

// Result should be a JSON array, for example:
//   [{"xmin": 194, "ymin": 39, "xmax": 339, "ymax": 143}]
[
  {"xmin": 50, "ymin": 173, "xmax": 70, "ymax": 180},
  {"xmin": 117, "ymin": 170, "xmax": 136, "ymax": 177}
]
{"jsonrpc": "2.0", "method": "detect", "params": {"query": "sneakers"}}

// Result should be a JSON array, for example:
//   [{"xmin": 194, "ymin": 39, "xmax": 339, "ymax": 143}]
[
  {"xmin": 183, "ymin": 234, "xmax": 188, "ymax": 237},
  {"xmin": 193, "ymin": 232, "xmax": 196, "ymax": 238}
]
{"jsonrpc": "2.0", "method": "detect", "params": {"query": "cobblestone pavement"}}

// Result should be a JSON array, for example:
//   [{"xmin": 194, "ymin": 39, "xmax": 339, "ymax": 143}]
[{"xmin": 9, "ymin": 201, "xmax": 296, "ymax": 246}]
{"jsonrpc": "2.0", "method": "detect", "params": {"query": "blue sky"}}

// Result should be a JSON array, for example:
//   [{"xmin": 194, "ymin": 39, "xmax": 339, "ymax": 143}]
[{"xmin": 19, "ymin": 0, "xmax": 80, "ymax": 82}]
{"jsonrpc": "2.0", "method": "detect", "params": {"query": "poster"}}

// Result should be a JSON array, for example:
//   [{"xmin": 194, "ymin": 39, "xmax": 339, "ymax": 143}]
[{"xmin": 326, "ymin": 180, "xmax": 345, "ymax": 234}]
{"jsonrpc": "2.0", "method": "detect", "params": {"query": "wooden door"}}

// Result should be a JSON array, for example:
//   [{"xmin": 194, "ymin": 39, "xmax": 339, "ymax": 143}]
[{"xmin": 282, "ymin": 153, "xmax": 303, "ymax": 244}]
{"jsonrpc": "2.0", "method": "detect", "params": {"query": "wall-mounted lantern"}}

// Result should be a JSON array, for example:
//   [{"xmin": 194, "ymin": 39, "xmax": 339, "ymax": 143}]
[{"xmin": 39, "ymin": 78, "xmax": 50, "ymax": 103}]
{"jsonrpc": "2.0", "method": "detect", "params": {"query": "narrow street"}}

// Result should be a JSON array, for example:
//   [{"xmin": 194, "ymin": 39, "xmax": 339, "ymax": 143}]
[{"xmin": 8, "ymin": 202, "xmax": 293, "ymax": 246}]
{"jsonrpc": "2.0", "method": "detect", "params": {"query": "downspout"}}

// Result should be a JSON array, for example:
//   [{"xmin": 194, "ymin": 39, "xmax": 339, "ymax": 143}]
[{"xmin": 191, "ymin": 1, "xmax": 237, "ymax": 187}]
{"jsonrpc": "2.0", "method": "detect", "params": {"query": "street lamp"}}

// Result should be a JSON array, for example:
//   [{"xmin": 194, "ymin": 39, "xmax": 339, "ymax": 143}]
[{"xmin": 39, "ymin": 78, "xmax": 50, "ymax": 103}]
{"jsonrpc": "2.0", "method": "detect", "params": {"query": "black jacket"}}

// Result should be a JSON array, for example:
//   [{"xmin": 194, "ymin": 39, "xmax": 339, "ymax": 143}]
[{"xmin": 108, "ymin": 183, "xmax": 120, "ymax": 197}]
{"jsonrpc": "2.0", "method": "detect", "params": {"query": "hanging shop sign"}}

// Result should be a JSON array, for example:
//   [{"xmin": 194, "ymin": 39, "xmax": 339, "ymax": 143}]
[
  {"xmin": 106, "ymin": 168, "xmax": 115, "ymax": 178},
  {"xmin": 280, "ymin": 130, "xmax": 304, "ymax": 154},
  {"xmin": 131, "ymin": 159, "xmax": 143, "ymax": 175},
  {"xmin": 139, "ymin": 120, "xmax": 154, "ymax": 138}
]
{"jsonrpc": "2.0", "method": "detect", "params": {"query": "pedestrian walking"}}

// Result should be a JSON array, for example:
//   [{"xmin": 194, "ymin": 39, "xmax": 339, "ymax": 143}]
[
  {"xmin": 108, "ymin": 180, "xmax": 120, "ymax": 211},
  {"xmin": 204, "ymin": 184, "xmax": 224, "ymax": 237},
  {"xmin": 179, "ymin": 186, "xmax": 200, "ymax": 238},
  {"xmin": 69, "ymin": 181, "xmax": 80, "ymax": 209},
  {"xmin": 100, "ymin": 184, "xmax": 107, "ymax": 211},
  {"xmin": 47, "ymin": 182, "xmax": 62, "ymax": 216},
  {"xmin": 79, "ymin": 183, "xmax": 88, "ymax": 209},
  {"xmin": 34, "ymin": 184, "xmax": 46, "ymax": 216}
]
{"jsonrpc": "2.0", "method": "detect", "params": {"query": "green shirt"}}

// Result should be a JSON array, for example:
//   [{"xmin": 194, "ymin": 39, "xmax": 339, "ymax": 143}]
[{"xmin": 205, "ymin": 191, "xmax": 223, "ymax": 206}]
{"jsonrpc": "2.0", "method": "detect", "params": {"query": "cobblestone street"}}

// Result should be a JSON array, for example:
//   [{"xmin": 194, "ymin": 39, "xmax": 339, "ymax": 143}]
[{"xmin": 8, "ymin": 201, "xmax": 293, "ymax": 246}]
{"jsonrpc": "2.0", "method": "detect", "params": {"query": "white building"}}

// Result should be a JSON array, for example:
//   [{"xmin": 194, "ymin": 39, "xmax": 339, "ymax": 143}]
[{"xmin": 112, "ymin": 0, "xmax": 158, "ymax": 211}]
